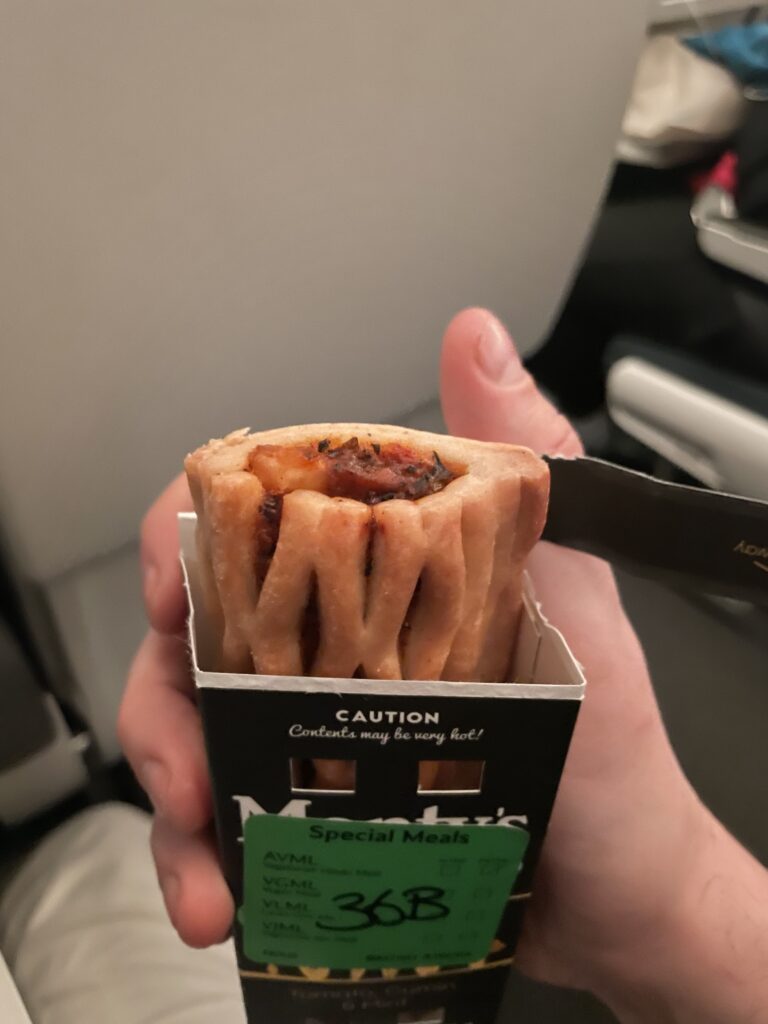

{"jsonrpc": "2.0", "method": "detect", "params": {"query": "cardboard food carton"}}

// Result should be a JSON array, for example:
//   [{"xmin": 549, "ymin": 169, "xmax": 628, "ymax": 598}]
[{"xmin": 181, "ymin": 512, "xmax": 585, "ymax": 1024}]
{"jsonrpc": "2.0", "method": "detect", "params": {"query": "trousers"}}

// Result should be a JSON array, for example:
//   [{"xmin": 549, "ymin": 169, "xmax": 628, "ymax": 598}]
[{"xmin": 0, "ymin": 804, "xmax": 246, "ymax": 1024}]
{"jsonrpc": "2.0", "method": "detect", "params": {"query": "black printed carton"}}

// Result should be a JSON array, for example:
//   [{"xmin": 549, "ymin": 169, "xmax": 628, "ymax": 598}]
[{"xmin": 180, "ymin": 512, "xmax": 585, "ymax": 1024}]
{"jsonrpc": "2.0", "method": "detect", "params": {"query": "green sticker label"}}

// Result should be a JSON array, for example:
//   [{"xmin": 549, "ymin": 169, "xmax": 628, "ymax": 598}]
[{"xmin": 240, "ymin": 816, "xmax": 529, "ymax": 970}]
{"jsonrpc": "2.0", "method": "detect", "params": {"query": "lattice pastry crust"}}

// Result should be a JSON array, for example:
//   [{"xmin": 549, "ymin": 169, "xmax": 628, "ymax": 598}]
[{"xmin": 186, "ymin": 424, "xmax": 549, "ymax": 687}]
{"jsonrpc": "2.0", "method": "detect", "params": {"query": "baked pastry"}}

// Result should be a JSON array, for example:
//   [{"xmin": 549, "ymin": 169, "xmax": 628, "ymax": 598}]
[{"xmin": 186, "ymin": 424, "xmax": 549, "ymax": 789}]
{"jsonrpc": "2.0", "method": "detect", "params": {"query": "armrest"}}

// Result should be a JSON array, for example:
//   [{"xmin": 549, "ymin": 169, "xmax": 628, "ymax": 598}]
[
  {"xmin": 698, "ymin": 214, "xmax": 768, "ymax": 285},
  {"xmin": 605, "ymin": 338, "xmax": 768, "ymax": 498},
  {"xmin": 693, "ymin": 184, "xmax": 768, "ymax": 285},
  {"xmin": 0, "ymin": 613, "xmax": 90, "ymax": 824},
  {"xmin": 0, "ymin": 620, "xmax": 54, "ymax": 770},
  {"xmin": 0, "ymin": 695, "xmax": 89, "ymax": 826}
]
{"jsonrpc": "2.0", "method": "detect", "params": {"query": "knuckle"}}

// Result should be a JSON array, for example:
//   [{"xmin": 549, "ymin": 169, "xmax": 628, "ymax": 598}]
[
  {"xmin": 116, "ymin": 636, "xmax": 152, "ymax": 757},
  {"xmin": 149, "ymin": 817, "xmax": 168, "ymax": 864},
  {"xmin": 139, "ymin": 507, "xmax": 157, "ymax": 564},
  {"xmin": 115, "ymin": 700, "xmax": 130, "ymax": 752}
]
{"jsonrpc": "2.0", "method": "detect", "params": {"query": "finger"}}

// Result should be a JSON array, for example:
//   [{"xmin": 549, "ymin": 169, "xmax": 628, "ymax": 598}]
[
  {"xmin": 440, "ymin": 308, "xmax": 630, "ymax": 629},
  {"xmin": 141, "ymin": 473, "xmax": 193, "ymax": 635},
  {"xmin": 440, "ymin": 307, "xmax": 584, "ymax": 458},
  {"xmin": 151, "ymin": 817, "xmax": 234, "ymax": 948},
  {"xmin": 118, "ymin": 630, "xmax": 212, "ymax": 834}
]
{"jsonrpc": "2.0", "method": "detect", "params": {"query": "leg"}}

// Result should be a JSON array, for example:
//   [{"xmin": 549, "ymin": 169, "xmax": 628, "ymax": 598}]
[{"xmin": 0, "ymin": 803, "xmax": 245, "ymax": 1024}]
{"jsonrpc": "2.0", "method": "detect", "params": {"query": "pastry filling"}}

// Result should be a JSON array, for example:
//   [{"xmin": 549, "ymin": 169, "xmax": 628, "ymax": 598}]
[{"xmin": 248, "ymin": 436, "xmax": 460, "ymax": 505}]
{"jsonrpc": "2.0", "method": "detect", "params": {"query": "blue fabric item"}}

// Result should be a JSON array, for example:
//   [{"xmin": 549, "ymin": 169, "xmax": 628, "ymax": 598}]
[{"xmin": 685, "ymin": 25, "xmax": 768, "ymax": 88}]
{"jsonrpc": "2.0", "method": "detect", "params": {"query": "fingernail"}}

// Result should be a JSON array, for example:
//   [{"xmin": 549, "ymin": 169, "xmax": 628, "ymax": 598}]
[
  {"xmin": 475, "ymin": 317, "xmax": 520, "ymax": 385},
  {"xmin": 140, "ymin": 759, "xmax": 170, "ymax": 815}
]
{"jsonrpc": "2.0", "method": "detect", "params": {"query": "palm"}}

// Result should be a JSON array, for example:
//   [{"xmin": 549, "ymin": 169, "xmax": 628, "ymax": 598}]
[{"xmin": 515, "ymin": 544, "xmax": 695, "ymax": 989}]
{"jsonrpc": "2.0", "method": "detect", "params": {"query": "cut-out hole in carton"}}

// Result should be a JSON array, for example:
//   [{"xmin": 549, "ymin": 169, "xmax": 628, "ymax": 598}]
[
  {"xmin": 290, "ymin": 758, "xmax": 357, "ymax": 794},
  {"xmin": 417, "ymin": 761, "xmax": 485, "ymax": 794}
]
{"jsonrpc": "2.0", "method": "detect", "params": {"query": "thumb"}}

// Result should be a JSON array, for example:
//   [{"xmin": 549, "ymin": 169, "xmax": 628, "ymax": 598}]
[
  {"xmin": 440, "ymin": 309, "xmax": 633, "ymax": 677},
  {"xmin": 440, "ymin": 308, "xmax": 583, "ymax": 457}
]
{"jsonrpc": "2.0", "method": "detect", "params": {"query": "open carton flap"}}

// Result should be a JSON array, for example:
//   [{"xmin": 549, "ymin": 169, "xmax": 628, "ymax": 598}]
[{"xmin": 178, "ymin": 512, "xmax": 585, "ymax": 701}]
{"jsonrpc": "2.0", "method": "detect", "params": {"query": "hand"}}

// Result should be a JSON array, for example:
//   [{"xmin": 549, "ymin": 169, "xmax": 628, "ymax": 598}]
[
  {"xmin": 118, "ymin": 476, "xmax": 234, "ymax": 947},
  {"xmin": 443, "ymin": 310, "xmax": 701, "ymax": 982},
  {"xmin": 120, "ymin": 309, "xmax": 768, "ymax": 1020},
  {"xmin": 442, "ymin": 310, "xmax": 768, "ymax": 1022}
]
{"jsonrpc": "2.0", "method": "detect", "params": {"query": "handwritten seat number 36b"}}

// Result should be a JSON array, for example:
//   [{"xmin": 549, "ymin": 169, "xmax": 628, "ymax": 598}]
[{"xmin": 317, "ymin": 887, "xmax": 450, "ymax": 932}]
